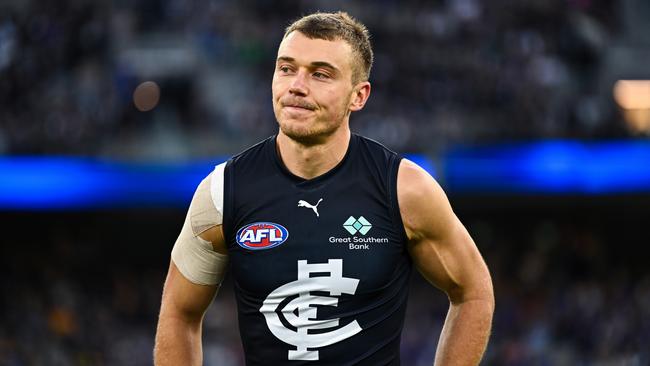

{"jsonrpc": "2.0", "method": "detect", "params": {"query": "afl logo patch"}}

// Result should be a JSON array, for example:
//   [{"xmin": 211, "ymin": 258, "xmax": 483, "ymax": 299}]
[{"xmin": 236, "ymin": 222, "xmax": 289, "ymax": 250}]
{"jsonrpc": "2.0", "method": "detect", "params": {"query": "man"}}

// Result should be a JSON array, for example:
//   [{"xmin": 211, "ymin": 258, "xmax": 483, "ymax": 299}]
[{"xmin": 154, "ymin": 11, "xmax": 494, "ymax": 366}]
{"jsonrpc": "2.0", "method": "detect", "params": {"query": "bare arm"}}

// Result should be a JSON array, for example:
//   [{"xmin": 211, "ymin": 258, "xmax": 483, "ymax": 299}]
[
  {"xmin": 398, "ymin": 159, "xmax": 494, "ymax": 366},
  {"xmin": 154, "ymin": 225, "xmax": 226, "ymax": 366},
  {"xmin": 155, "ymin": 262, "xmax": 217, "ymax": 365}
]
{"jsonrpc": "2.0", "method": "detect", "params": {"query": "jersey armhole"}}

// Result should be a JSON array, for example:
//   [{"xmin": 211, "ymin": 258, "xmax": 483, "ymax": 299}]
[
  {"xmin": 388, "ymin": 155, "xmax": 409, "ymax": 245},
  {"xmin": 210, "ymin": 162, "xmax": 225, "ymax": 213},
  {"xmin": 211, "ymin": 160, "xmax": 234, "ymax": 242}
]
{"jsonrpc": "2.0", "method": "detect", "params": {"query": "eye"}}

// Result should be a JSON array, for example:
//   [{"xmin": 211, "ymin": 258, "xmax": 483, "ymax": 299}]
[
  {"xmin": 278, "ymin": 65, "xmax": 293, "ymax": 74},
  {"xmin": 313, "ymin": 71, "xmax": 329, "ymax": 79}
]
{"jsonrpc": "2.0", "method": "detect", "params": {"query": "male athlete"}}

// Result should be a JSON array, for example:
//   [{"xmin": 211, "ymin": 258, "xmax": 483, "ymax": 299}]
[{"xmin": 154, "ymin": 11, "xmax": 494, "ymax": 366}]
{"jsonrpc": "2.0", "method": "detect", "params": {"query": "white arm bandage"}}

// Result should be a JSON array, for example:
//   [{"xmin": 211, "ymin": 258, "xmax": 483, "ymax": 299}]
[{"xmin": 171, "ymin": 163, "xmax": 228, "ymax": 286}]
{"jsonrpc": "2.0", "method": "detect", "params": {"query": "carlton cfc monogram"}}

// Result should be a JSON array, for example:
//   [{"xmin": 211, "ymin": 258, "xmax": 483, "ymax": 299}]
[{"xmin": 259, "ymin": 259, "xmax": 362, "ymax": 361}]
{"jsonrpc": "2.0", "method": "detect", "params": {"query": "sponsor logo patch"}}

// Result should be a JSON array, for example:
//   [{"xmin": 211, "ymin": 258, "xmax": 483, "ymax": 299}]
[
  {"xmin": 343, "ymin": 216, "xmax": 372, "ymax": 235},
  {"xmin": 236, "ymin": 222, "xmax": 289, "ymax": 250},
  {"xmin": 330, "ymin": 216, "xmax": 388, "ymax": 250}
]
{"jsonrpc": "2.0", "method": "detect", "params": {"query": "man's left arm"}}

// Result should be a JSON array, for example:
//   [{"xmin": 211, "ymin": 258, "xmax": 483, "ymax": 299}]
[{"xmin": 397, "ymin": 159, "xmax": 494, "ymax": 366}]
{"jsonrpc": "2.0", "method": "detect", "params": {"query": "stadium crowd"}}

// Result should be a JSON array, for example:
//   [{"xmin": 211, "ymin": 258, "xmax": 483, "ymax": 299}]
[
  {"xmin": 1, "ymin": 1, "xmax": 649, "ymax": 365},
  {"xmin": 0, "ymin": 0, "xmax": 628, "ymax": 158}
]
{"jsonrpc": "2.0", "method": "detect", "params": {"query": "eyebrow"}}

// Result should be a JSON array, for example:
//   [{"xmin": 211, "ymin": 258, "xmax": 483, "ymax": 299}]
[{"xmin": 276, "ymin": 56, "xmax": 340, "ymax": 74}]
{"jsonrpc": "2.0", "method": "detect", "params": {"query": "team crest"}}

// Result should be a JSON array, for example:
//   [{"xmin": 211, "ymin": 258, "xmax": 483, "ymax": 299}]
[
  {"xmin": 260, "ymin": 259, "xmax": 362, "ymax": 360},
  {"xmin": 236, "ymin": 222, "xmax": 289, "ymax": 250}
]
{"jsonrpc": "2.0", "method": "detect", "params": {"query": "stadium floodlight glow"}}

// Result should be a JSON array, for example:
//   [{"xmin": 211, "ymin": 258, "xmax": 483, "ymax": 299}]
[
  {"xmin": 613, "ymin": 80, "xmax": 650, "ymax": 110},
  {"xmin": 613, "ymin": 80, "xmax": 650, "ymax": 134}
]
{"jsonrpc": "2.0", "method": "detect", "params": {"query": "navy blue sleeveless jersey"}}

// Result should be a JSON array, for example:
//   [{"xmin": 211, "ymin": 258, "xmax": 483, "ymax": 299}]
[{"xmin": 222, "ymin": 134, "xmax": 412, "ymax": 365}]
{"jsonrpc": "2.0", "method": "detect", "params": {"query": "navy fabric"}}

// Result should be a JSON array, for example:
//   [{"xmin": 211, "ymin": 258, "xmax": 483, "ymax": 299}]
[{"xmin": 222, "ymin": 134, "xmax": 411, "ymax": 365}]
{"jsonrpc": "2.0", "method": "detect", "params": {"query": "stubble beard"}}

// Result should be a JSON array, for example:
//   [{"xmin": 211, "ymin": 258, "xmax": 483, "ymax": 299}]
[
  {"xmin": 275, "ymin": 98, "xmax": 351, "ymax": 146},
  {"xmin": 278, "ymin": 116, "xmax": 339, "ymax": 145}
]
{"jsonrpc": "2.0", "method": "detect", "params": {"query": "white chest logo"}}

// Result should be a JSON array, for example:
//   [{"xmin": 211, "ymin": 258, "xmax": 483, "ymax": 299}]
[
  {"xmin": 259, "ymin": 259, "xmax": 362, "ymax": 361},
  {"xmin": 297, "ymin": 198, "xmax": 323, "ymax": 217}
]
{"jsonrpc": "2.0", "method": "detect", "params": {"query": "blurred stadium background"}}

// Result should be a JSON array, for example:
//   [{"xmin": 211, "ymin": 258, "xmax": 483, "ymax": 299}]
[{"xmin": 1, "ymin": 0, "xmax": 650, "ymax": 365}]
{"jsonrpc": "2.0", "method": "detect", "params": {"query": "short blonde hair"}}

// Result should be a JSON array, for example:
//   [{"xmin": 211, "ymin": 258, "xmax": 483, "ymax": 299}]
[{"xmin": 284, "ymin": 11, "xmax": 373, "ymax": 84}]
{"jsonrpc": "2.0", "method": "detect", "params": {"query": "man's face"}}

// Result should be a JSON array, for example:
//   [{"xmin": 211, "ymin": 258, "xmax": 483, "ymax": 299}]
[{"xmin": 272, "ymin": 31, "xmax": 359, "ymax": 144}]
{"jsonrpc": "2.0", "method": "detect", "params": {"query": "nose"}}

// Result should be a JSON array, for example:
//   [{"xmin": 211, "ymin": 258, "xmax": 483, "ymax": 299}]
[{"xmin": 289, "ymin": 70, "xmax": 309, "ymax": 96}]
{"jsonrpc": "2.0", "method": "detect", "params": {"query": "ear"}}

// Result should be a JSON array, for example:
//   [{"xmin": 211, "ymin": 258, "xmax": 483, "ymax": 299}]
[{"xmin": 349, "ymin": 81, "xmax": 371, "ymax": 112}]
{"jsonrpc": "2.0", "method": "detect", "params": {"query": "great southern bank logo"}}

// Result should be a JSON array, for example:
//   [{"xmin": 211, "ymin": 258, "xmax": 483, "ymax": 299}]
[
  {"xmin": 343, "ymin": 216, "xmax": 372, "ymax": 235},
  {"xmin": 331, "ymin": 216, "xmax": 388, "ymax": 250},
  {"xmin": 236, "ymin": 222, "xmax": 289, "ymax": 250}
]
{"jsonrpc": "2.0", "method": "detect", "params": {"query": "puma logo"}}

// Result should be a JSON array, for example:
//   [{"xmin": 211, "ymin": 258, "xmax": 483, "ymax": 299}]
[{"xmin": 297, "ymin": 198, "xmax": 323, "ymax": 217}]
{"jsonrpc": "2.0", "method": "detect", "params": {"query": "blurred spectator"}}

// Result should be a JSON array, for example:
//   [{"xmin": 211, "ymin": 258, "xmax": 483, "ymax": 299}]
[{"xmin": 0, "ymin": 0, "xmax": 636, "ymax": 159}]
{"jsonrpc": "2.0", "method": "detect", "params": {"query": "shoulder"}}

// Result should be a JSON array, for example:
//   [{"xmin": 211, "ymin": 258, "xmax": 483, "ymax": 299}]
[
  {"xmin": 354, "ymin": 133, "xmax": 400, "ymax": 158},
  {"xmin": 397, "ymin": 159, "xmax": 455, "ymax": 242},
  {"xmin": 397, "ymin": 159, "xmax": 438, "ymax": 194},
  {"xmin": 228, "ymin": 135, "xmax": 275, "ymax": 165}
]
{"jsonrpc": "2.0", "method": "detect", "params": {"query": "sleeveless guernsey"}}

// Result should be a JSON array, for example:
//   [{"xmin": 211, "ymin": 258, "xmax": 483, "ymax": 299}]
[{"xmin": 221, "ymin": 133, "xmax": 411, "ymax": 365}]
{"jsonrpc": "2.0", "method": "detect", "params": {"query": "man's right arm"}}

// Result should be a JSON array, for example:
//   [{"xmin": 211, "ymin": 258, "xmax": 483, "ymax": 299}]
[
  {"xmin": 154, "ymin": 257, "xmax": 219, "ymax": 365},
  {"xmin": 154, "ymin": 171, "xmax": 229, "ymax": 365}
]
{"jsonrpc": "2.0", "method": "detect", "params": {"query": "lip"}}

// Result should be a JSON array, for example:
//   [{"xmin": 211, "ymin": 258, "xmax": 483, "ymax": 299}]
[{"xmin": 283, "ymin": 105, "xmax": 314, "ymax": 112}]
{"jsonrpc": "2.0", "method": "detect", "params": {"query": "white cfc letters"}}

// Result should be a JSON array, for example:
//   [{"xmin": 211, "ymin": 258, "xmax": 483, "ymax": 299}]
[{"xmin": 259, "ymin": 259, "xmax": 362, "ymax": 361}]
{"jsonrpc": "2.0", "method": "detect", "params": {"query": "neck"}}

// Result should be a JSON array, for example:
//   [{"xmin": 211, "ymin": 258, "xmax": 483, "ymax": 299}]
[{"xmin": 276, "ymin": 127, "xmax": 351, "ymax": 180}]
